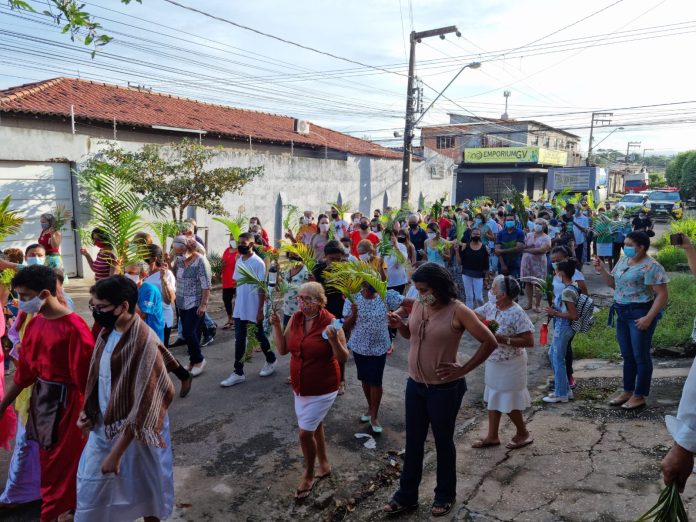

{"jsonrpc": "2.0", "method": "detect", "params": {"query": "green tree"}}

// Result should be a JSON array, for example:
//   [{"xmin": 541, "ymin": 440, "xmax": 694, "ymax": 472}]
[
  {"xmin": 680, "ymin": 152, "xmax": 696, "ymax": 200},
  {"xmin": 91, "ymin": 139, "xmax": 263, "ymax": 221},
  {"xmin": 649, "ymin": 173, "xmax": 667, "ymax": 189},
  {"xmin": 666, "ymin": 151, "xmax": 693, "ymax": 187}
]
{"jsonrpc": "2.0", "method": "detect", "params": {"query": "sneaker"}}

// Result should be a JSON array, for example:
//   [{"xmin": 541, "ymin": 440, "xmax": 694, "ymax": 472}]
[
  {"xmin": 543, "ymin": 394, "xmax": 569, "ymax": 403},
  {"xmin": 170, "ymin": 338, "xmax": 187, "ymax": 348},
  {"xmin": 190, "ymin": 359, "xmax": 206, "ymax": 377},
  {"xmin": 259, "ymin": 362, "xmax": 276, "ymax": 377},
  {"xmin": 201, "ymin": 335, "xmax": 215, "ymax": 347},
  {"xmin": 220, "ymin": 373, "xmax": 246, "ymax": 387}
]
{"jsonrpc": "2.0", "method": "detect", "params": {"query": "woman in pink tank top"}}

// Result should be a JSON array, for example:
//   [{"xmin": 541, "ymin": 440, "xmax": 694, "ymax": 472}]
[{"xmin": 383, "ymin": 263, "xmax": 497, "ymax": 518}]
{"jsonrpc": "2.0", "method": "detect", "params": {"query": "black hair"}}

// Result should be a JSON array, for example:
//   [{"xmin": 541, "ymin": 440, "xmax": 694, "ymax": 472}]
[
  {"xmin": 148, "ymin": 244, "xmax": 164, "ymax": 263},
  {"xmin": 551, "ymin": 245, "xmax": 572, "ymax": 258},
  {"xmin": 426, "ymin": 222, "xmax": 440, "ymax": 233},
  {"xmin": 250, "ymin": 216, "xmax": 262, "ymax": 227},
  {"xmin": 91, "ymin": 227, "xmax": 109, "ymax": 243},
  {"xmin": 24, "ymin": 243, "xmax": 45, "ymax": 256},
  {"xmin": 556, "ymin": 259, "xmax": 576, "ymax": 280},
  {"xmin": 90, "ymin": 275, "xmax": 138, "ymax": 313},
  {"xmin": 411, "ymin": 263, "xmax": 458, "ymax": 304},
  {"xmin": 12, "ymin": 265, "xmax": 57, "ymax": 295},
  {"xmin": 238, "ymin": 232, "xmax": 253, "ymax": 241},
  {"xmin": 324, "ymin": 240, "xmax": 344, "ymax": 256},
  {"xmin": 318, "ymin": 214, "xmax": 329, "ymax": 222},
  {"xmin": 565, "ymin": 203, "xmax": 575, "ymax": 212},
  {"xmin": 626, "ymin": 231, "xmax": 650, "ymax": 251}
]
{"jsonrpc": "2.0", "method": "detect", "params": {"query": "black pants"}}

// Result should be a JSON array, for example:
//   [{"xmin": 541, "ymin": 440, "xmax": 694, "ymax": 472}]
[
  {"xmin": 574, "ymin": 243, "xmax": 584, "ymax": 271},
  {"xmin": 179, "ymin": 307, "xmax": 204, "ymax": 365},
  {"xmin": 222, "ymin": 288, "xmax": 236, "ymax": 316},
  {"xmin": 233, "ymin": 319, "xmax": 276, "ymax": 375},
  {"xmin": 393, "ymin": 378, "xmax": 467, "ymax": 506},
  {"xmin": 566, "ymin": 337, "xmax": 574, "ymax": 380},
  {"xmin": 163, "ymin": 325, "xmax": 171, "ymax": 349}
]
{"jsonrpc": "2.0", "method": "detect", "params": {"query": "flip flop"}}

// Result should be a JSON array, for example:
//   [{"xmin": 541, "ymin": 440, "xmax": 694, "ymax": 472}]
[
  {"xmin": 315, "ymin": 471, "xmax": 332, "ymax": 480},
  {"xmin": 222, "ymin": 322, "xmax": 233, "ymax": 330},
  {"xmin": 506, "ymin": 438, "xmax": 534, "ymax": 450},
  {"xmin": 360, "ymin": 415, "xmax": 371, "ymax": 423},
  {"xmin": 431, "ymin": 501, "xmax": 454, "ymax": 518},
  {"xmin": 294, "ymin": 479, "xmax": 317, "ymax": 501},
  {"xmin": 621, "ymin": 402, "xmax": 646, "ymax": 411},
  {"xmin": 371, "ymin": 424, "xmax": 383, "ymax": 434},
  {"xmin": 383, "ymin": 499, "xmax": 419, "ymax": 516},
  {"xmin": 471, "ymin": 439, "xmax": 501, "ymax": 449}
]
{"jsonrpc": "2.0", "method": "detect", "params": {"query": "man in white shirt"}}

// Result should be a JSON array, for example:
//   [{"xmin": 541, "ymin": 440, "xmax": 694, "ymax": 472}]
[
  {"xmin": 330, "ymin": 207, "xmax": 349, "ymax": 240},
  {"xmin": 220, "ymin": 233, "xmax": 276, "ymax": 387}
]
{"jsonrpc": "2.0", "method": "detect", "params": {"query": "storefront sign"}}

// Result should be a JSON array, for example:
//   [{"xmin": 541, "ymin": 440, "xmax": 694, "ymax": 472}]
[
  {"xmin": 463, "ymin": 147, "xmax": 567, "ymax": 166},
  {"xmin": 553, "ymin": 171, "xmax": 591, "ymax": 191}
]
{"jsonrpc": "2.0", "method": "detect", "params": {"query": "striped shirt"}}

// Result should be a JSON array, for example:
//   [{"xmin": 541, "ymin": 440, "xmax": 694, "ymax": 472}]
[{"xmin": 93, "ymin": 249, "xmax": 116, "ymax": 281}]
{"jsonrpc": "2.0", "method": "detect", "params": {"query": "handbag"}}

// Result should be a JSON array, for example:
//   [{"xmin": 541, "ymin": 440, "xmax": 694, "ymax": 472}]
[{"xmin": 25, "ymin": 378, "xmax": 67, "ymax": 449}]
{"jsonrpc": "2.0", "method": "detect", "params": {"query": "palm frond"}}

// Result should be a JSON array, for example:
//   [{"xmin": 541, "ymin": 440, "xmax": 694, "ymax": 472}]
[
  {"xmin": 235, "ymin": 264, "xmax": 269, "ymax": 294},
  {"xmin": 283, "ymin": 204, "xmax": 302, "ymax": 236},
  {"xmin": 0, "ymin": 196, "xmax": 24, "ymax": 242},
  {"xmin": 590, "ymin": 213, "xmax": 620, "ymax": 242},
  {"xmin": 0, "ymin": 268, "xmax": 14, "ymax": 289},
  {"xmin": 453, "ymin": 216, "xmax": 468, "ymax": 241},
  {"xmin": 428, "ymin": 195, "xmax": 448, "ymax": 221},
  {"xmin": 51, "ymin": 203, "xmax": 73, "ymax": 230},
  {"xmin": 279, "ymin": 241, "xmax": 317, "ymax": 273},
  {"xmin": 507, "ymin": 186, "xmax": 529, "ymax": 229},
  {"xmin": 470, "ymin": 196, "xmax": 493, "ymax": 213},
  {"xmin": 212, "ymin": 216, "xmax": 243, "ymax": 241},
  {"xmin": 149, "ymin": 221, "xmax": 180, "ymax": 249},
  {"xmin": 327, "ymin": 201, "xmax": 352, "ymax": 217},
  {"xmin": 325, "ymin": 261, "xmax": 387, "ymax": 301}
]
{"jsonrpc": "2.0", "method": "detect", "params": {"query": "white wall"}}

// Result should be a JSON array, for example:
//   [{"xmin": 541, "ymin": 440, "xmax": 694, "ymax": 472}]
[{"xmin": 0, "ymin": 124, "xmax": 455, "ymax": 266}]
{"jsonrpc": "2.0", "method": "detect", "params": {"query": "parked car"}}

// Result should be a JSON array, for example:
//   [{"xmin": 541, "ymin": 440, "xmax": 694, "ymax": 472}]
[
  {"xmin": 617, "ymin": 193, "xmax": 648, "ymax": 213},
  {"xmin": 646, "ymin": 190, "xmax": 684, "ymax": 219}
]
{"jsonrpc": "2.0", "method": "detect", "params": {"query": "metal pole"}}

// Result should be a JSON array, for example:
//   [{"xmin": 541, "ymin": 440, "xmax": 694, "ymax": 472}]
[
  {"xmin": 586, "ymin": 113, "xmax": 596, "ymax": 166},
  {"xmin": 401, "ymin": 31, "xmax": 417, "ymax": 205}
]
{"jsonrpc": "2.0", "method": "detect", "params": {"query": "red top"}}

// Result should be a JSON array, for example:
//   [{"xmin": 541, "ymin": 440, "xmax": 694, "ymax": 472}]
[
  {"xmin": 438, "ymin": 217, "xmax": 452, "ymax": 238},
  {"xmin": 349, "ymin": 230, "xmax": 379, "ymax": 256},
  {"xmin": 92, "ymin": 248, "xmax": 116, "ymax": 282},
  {"xmin": 222, "ymin": 247, "xmax": 238, "ymax": 289},
  {"xmin": 286, "ymin": 308, "xmax": 340, "ymax": 396},
  {"xmin": 38, "ymin": 230, "xmax": 59, "ymax": 254}
]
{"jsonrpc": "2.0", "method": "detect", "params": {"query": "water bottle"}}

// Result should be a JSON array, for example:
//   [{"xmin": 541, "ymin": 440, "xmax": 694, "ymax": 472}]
[
  {"xmin": 322, "ymin": 319, "xmax": 344, "ymax": 339},
  {"xmin": 268, "ymin": 262, "xmax": 278, "ymax": 288}
]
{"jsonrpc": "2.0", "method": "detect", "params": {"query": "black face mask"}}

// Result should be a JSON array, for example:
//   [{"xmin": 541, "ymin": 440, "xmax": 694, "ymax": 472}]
[
  {"xmin": 397, "ymin": 237, "xmax": 407, "ymax": 243},
  {"xmin": 408, "ymin": 223, "xmax": 418, "ymax": 229},
  {"xmin": 237, "ymin": 244, "xmax": 251, "ymax": 255},
  {"xmin": 359, "ymin": 223, "xmax": 369, "ymax": 230},
  {"xmin": 331, "ymin": 213, "xmax": 339, "ymax": 219},
  {"xmin": 471, "ymin": 236, "xmax": 481, "ymax": 242},
  {"xmin": 92, "ymin": 308, "xmax": 120, "ymax": 329}
]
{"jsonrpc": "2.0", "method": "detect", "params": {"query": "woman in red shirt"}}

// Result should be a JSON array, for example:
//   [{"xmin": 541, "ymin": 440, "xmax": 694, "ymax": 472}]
[
  {"xmin": 349, "ymin": 216, "xmax": 379, "ymax": 256},
  {"xmin": 221, "ymin": 236, "xmax": 238, "ymax": 329},
  {"xmin": 270, "ymin": 282, "xmax": 349, "ymax": 501}
]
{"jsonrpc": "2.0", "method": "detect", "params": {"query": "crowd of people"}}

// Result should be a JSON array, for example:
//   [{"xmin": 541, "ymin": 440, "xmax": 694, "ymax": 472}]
[{"xmin": 0, "ymin": 193, "xmax": 693, "ymax": 519}]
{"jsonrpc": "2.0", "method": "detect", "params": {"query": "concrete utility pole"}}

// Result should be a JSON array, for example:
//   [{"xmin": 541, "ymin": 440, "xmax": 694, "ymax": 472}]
[
  {"xmin": 625, "ymin": 141, "xmax": 641, "ymax": 164},
  {"xmin": 401, "ymin": 25, "xmax": 460, "ymax": 204},
  {"xmin": 586, "ymin": 112, "xmax": 613, "ymax": 166}
]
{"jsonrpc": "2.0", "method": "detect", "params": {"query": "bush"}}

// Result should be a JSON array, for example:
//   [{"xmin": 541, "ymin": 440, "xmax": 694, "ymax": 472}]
[
  {"xmin": 207, "ymin": 251, "xmax": 223, "ymax": 280},
  {"xmin": 655, "ymin": 246, "xmax": 688, "ymax": 271},
  {"xmin": 574, "ymin": 275, "xmax": 696, "ymax": 359},
  {"xmin": 654, "ymin": 217, "xmax": 696, "ymax": 250}
]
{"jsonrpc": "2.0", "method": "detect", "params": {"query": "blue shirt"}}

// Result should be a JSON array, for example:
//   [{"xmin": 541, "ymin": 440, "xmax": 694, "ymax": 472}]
[
  {"xmin": 408, "ymin": 227, "xmax": 428, "ymax": 260},
  {"xmin": 138, "ymin": 281, "xmax": 165, "ymax": 341},
  {"xmin": 496, "ymin": 227, "xmax": 525, "ymax": 266}
]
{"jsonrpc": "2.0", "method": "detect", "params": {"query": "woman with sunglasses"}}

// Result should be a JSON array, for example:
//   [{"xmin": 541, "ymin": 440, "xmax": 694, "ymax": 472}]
[{"xmin": 270, "ymin": 283, "xmax": 349, "ymax": 501}]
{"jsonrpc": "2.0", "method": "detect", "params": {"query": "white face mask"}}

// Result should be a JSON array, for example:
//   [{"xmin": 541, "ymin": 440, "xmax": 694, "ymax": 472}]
[
  {"xmin": 488, "ymin": 290, "xmax": 497, "ymax": 304},
  {"xmin": 301, "ymin": 217, "xmax": 311, "ymax": 225},
  {"xmin": 25, "ymin": 256, "xmax": 45, "ymax": 266},
  {"xmin": 359, "ymin": 253, "xmax": 371, "ymax": 261},
  {"xmin": 19, "ymin": 295, "xmax": 44, "ymax": 314},
  {"xmin": 534, "ymin": 224, "xmax": 543, "ymax": 233},
  {"xmin": 125, "ymin": 273, "xmax": 140, "ymax": 284},
  {"xmin": 319, "ymin": 223, "xmax": 330, "ymax": 233},
  {"xmin": 229, "ymin": 240, "xmax": 237, "ymax": 249},
  {"xmin": 427, "ymin": 232, "xmax": 436, "ymax": 240}
]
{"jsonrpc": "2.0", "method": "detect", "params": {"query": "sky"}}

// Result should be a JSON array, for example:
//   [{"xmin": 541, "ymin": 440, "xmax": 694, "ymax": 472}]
[{"xmin": 1, "ymin": 0, "xmax": 695, "ymax": 158}]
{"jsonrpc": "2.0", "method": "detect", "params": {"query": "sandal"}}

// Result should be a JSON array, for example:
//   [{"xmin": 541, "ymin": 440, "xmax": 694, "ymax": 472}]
[
  {"xmin": 431, "ymin": 501, "xmax": 454, "ymax": 518},
  {"xmin": 608, "ymin": 396, "xmax": 631, "ymax": 407},
  {"xmin": 471, "ymin": 439, "xmax": 500, "ymax": 449},
  {"xmin": 294, "ymin": 479, "xmax": 317, "ymax": 501},
  {"xmin": 505, "ymin": 438, "xmax": 534, "ymax": 450},
  {"xmin": 383, "ymin": 499, "xmax": 419, "ymax": 516},
  {"xmin": 621, "ymin": 401, "xmax": 646, "ymax": 411},
  {"xmin": 222, "ymin": 322, "xmax": 233, "ymax": 330}
]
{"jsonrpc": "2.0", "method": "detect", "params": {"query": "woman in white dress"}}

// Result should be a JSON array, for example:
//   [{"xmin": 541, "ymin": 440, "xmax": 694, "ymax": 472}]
[{"xmin": 473, "ymin": 275, "xmax": 535, "ymax": 450}]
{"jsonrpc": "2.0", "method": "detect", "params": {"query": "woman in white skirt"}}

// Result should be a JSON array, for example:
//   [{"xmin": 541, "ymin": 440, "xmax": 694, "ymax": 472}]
[
  {"xmin": 473, "ymin": 275, "xmax": 536, "ymax": 450},
  {"xmin": 270, "ymin": 282, "xmax": 349, "ymax": 501}
]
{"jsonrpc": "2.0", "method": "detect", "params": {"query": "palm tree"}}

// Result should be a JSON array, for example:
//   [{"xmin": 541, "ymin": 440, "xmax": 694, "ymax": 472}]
[{"xmin": 0, "ymin": 196, "xmax": 23, "ymax": 243}]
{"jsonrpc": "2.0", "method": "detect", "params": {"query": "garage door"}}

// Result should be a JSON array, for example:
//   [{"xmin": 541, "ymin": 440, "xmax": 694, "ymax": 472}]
[{"xmin": 0, "ymin": 161, "xmax": 77, "ymax": 277}]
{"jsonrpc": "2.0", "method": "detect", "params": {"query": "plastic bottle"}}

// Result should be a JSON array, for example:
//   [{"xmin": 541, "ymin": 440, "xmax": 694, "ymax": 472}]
[
  {"xmin": 322, "ymin": 319, "xmax": 344, "ymax": 340},
  {"xmin": 268, "ymin": 262, "xmax": 278, "ymax": 288}
]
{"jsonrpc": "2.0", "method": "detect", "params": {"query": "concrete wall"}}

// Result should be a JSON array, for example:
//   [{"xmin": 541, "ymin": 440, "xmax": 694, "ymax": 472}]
[{"xmin": 0, "ymin": 118, "xmax": 454, "ymax": 267}]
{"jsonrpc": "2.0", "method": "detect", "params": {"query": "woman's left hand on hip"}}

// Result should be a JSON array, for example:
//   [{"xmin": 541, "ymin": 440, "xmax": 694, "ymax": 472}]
[{"xmin": 634, "ymin": 316, "xmax": 653, "ymax": 330}]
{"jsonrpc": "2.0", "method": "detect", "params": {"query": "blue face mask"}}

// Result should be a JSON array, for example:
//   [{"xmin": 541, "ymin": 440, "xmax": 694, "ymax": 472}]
[
  {"xmin": 624, "ymin": 246, "xmax": 637, "ymax": 258},
  {"xmin": 505, "ymin": 220, "xmax": 515, "ymax": 229},
  {"xmin": 40, "ymin": 223, "xmax": 49, "ymax": 230},
  {"xmin": 25, "ymin": 256, "xmax": 45, "ymax": 266},
  {"xmin": 474, "ymin": 218, "xmax": 482, "ymax": 225},
  {"xmin": 551, "ymin": 262, "xmax": 559, "ymax": 270}
]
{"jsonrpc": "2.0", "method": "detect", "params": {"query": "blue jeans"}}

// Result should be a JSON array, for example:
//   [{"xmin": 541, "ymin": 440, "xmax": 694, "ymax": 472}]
[
  {"xmin": 393, "ymin": 378, "xmax": 467, "ymax": 506},
  {"xmin": 612, "ymin": 302, "xmax": 660, "ymax": 396},
  {"xmin": 233, "ymin": 319, "xmax": 276, "ymax": 376},
  {"xmin": 179, "ymin": 307, "xmax": 204, "ymax": 365},
  {"xmin": 550, "ymin": 319, "xmax": 575, "ymax": 398}
]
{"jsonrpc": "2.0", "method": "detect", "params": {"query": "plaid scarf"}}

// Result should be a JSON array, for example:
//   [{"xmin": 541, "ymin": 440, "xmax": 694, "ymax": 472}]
[{"xmin": 84, "ymin": 314, "xmax": 177, "ymax": 448}]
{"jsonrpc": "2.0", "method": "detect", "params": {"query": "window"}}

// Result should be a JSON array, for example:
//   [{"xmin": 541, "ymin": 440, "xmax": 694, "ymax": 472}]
[
  {"xmin": 531, "ymin": 135, "xmax": 539, "ymax": 146},
  {"xmin": 544, "ymin": 136, "xmax": 550, "ymax": 147},
  {"xmin": 436, "ymin": 136, "xmax": 455, "ymax": 149}
]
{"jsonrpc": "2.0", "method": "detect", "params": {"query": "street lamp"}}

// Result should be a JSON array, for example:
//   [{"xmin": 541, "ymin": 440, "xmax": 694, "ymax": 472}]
[{"xmin": 591, "ymin": 126, "xmax": 624, "ymax": 151}]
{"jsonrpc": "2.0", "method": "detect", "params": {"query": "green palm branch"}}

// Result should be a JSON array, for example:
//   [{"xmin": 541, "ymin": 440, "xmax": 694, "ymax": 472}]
[
  {"xmin": 634, "ymin": 482, "xmax": 687, "ymax": 521},
  {"xmin": 325, "ymin": 261, "xmax": 387, "ymax": 302},
  {"xmin": 149, "ymin": 221, "xmax": 180, "ymax": 249},
  {"xmin": 453, "ymin": 216, "xmax": 468, "ymax": 241},
  {"xmin": 428, "ymin": 195, "xmax": 448, "ymax": 221},
  {"xmin": 520, "ymin": 275, "xmax": 554, "ymax": 308},
  {"xmin": 236, "ymin": 264, "xmax": 286, "ymax": 313},
  {"xmin": 279, "ymin": 242, "xmax": 317, "ymax": 273},
  {"xmin": 283, "ymin": 204, "xmax": 302, "ymax": 236},
  {"xmin": 0, "ymin": 196, "xmax": 24, "ymax": 243},
  {"xmin": 0, "ymin": 268, "xmax": 14, "ymax": 289},
  {"xmin": 327, "ymin": 201, "xmax": 352, "ymax": 218},
  {"xmin": 212, "ymin": 216, "xmax": 243, "ymax": 241},
  {"xmin": 590, "ymin": 213, "xmax": 620, "ymax": 242},
  {"xmin": 507, "ymin": 186, "xmax": 529, "ymax": 229},
  {"xmin": 434, "ymin": 239, "xmax": 452, "ymax": 256},
  {"xmin": 377, "ymin": 236, "xmax": 406, "ymax": 265},
  {"xmin": 78, "ymin": 167, "xmax": 147, "ymax": 270},
  {"xmin": 327, "ymin": 220, "xmax": 336, "ymax": 241},
  {"xmin": 470, "ymin": 196, "xmax": 493, "ymax": 213},
  {"xmin": 51, "ymin": 203, "xmax": 73, "ymax": 231}
]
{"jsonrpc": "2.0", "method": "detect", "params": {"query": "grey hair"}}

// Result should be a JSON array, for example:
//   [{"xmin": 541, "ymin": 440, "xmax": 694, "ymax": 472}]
[
  {"xmin": 408, "ymin": 213, "xmax": 419, "ymax": 222},
  {"xmin": 492, "ymin": 274, "xmax": 521, "ymax": 300},
  {"xmin": 127, "ymin": 259, "xmax": 148, "ymax": 273},
  {"xmin": 40, "ymin": 213, "xmax": 56, "ymax": 227},
  {"xmin": 179, "ymin": 222, "xmax": 194, "ymax": 233}
]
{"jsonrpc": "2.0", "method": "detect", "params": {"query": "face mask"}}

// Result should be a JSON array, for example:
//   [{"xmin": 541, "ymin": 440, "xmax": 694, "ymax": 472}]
[
  {"xmin": 94, "ymin": 241, "xmax": 107, "ymax": 249},
  {"xmin": 417, "ymin": 293, "xmax": 437, "ymax": 306},
  {"xmin": 624, "ymin": 246, "xmax": 637, "ymax": 258},
  {"xmin": 488, "ymin": 290, "xmax": 497, "ymax": 304},
  {"xmin": 92, "ymin": 307, "xmax": 120, "ymax": 329},
  {"xmin": 371, "ymin": 227, "xmax": 379, "ymax": 232},
  {"xmin": 550, "ymin": 226, "xmax": 560, "ymax": 235},
  {"xmin": 359, "ymin": 223, "xmax": 369, "ymax": 230},
  {"xmin": 319, "ymin": 223, "xmax": 330, "ymax": 233},
  {"xmin": 427, "ymin": 232, "xmax": 436, "ymax": 240},
  {"xmin": 534, "ymin": 224, "xmax": 543, "ymax": 233},
  {"xmin": 331, "ymin": 213, "xmax": 339, "ymax": 219},
  {"xmin": 397, "ymin": 237, "xmax": 406, "ymax": 244},
  {"xmin": 639, "ymin": 214, "xmax": 646, "ymax": 219},
  {"xmin": 551, "ymin": 262, "xmax": 559, "ymax": 270},
  {"xmin": 359, "ymin": 253, "xmax": 371, "ymax": 261},
  {"xmin": 19, "ymin": 295, "xmax": 44, "ymax": 314},
  {"xmin": 237, "ymin": 245, "xmax": 251, "ymax": 255},
  {"xmin": 301, "ymin": 217, "xmax": 310, "ymax": 225},
  {"xmin": 475, "ymin": 218, "xmax": 482, "ymax": 225},
  {"xmin": 297, "ymin": 299, "xmax": 320, "ymax": 317},
  {"xmin": 505, "ymin": 221, "xmax": 515, "ymax": 229},
  {"xmin": 125, "ymin": 274, "xmax": 140, "ymax": 284},
  {"xmin": 583, "ymin": 211, "xmax": 590, "ymax": 216},
  {"xmin": 40, "ymin": 223, "xmax": 50, "ymax": 230},
  {"xmin": 408, "ymin": 223, "xmax": 418, "ymax": 229},
  {"xmin": 229, "ymin": 240, "xmax": 237, "ymax": 249},
  {"xmin": 25, "ymin": 256, "xmax": 45, "ymax": 266},
  {"xmin": 353, "ymin": 219, "xmax": 360, "ymax": 225},
  {"xmin": 471, "ymin": 236, "xmax": 481, "ymax": 242}
]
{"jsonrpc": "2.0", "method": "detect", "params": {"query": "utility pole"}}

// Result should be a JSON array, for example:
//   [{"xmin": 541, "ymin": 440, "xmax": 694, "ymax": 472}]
[
  {"xmin": 586, "ymin": 112, "xmax": 613, "ymax": 166},
  {"xmin": 625, "ymin": 141, "xmax": 641, "ymax": 165},
  {"xmin": 401, "ymin": 25, "xmax": 460, "ymax": 204}
]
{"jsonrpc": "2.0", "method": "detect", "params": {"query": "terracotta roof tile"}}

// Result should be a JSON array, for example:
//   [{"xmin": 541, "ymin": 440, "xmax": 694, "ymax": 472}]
[{"xmin": 0, "ymin": 77, "xmax": 402, "ymax": 160}]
